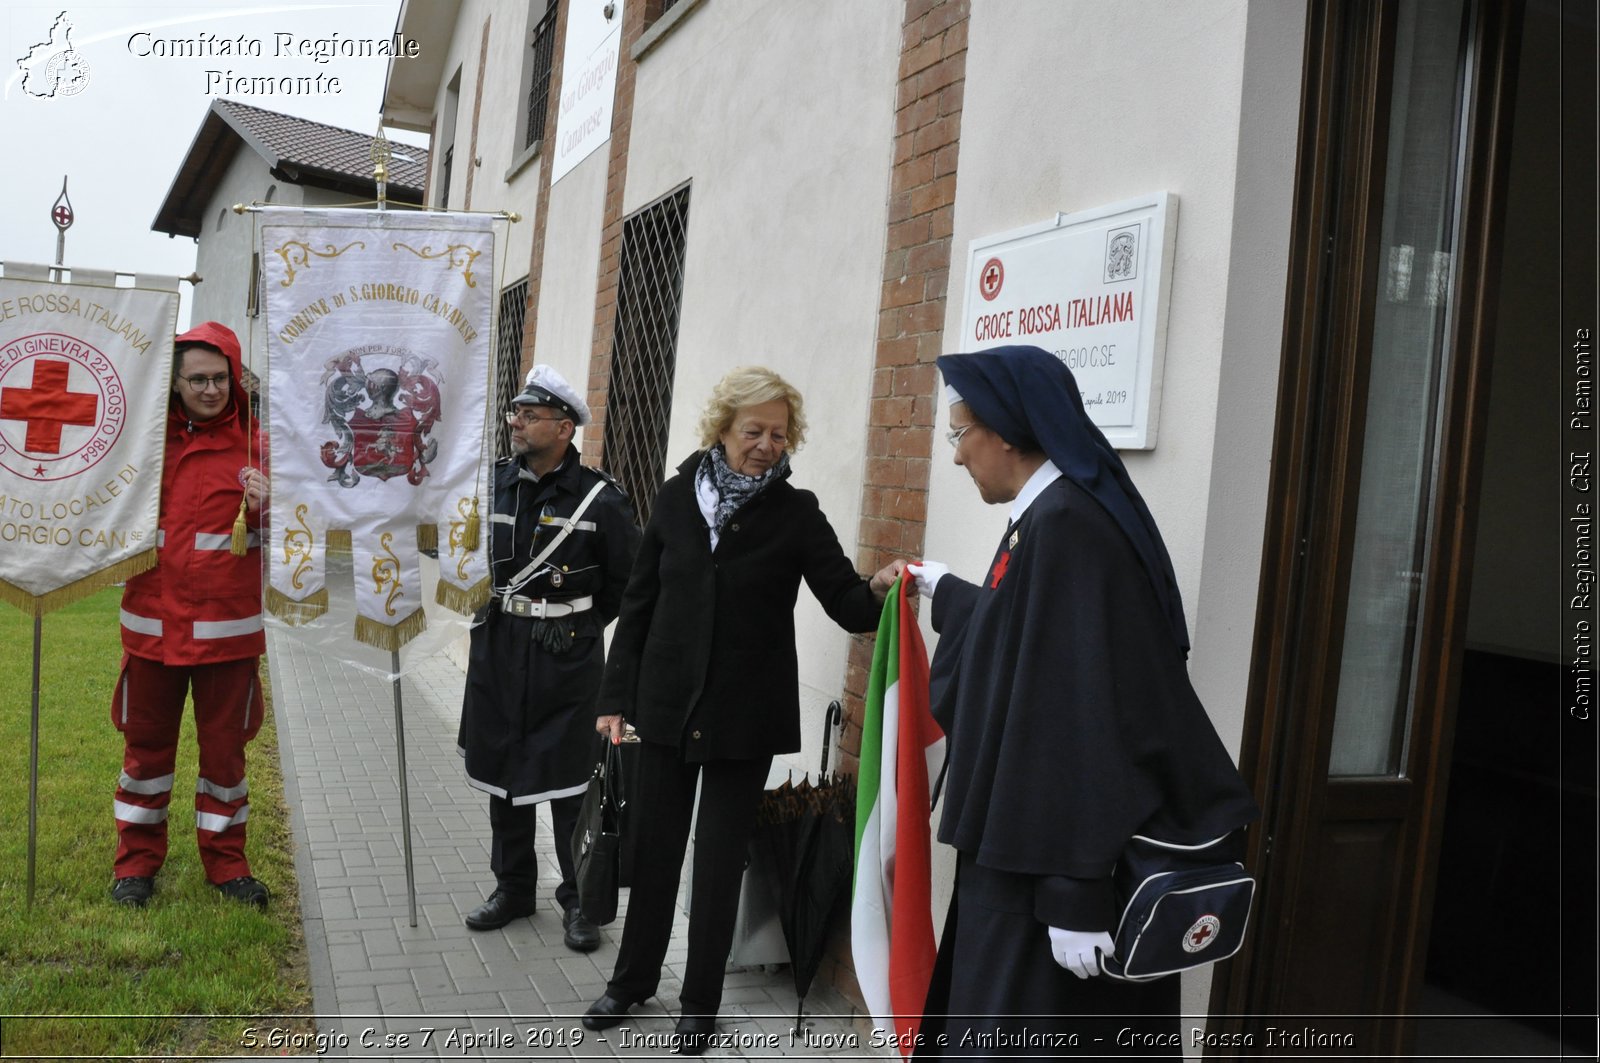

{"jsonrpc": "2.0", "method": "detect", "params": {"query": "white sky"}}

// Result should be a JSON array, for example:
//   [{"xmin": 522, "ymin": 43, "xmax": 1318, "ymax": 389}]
[{"xmin": 1, "ymin": 1, "xmax": 430, "ymax": 310}]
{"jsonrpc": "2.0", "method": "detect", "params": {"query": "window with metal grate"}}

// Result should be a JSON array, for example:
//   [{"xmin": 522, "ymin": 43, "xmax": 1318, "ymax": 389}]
[
  {"xmin": 604, "ymin": 183, "xmax": 691, "ymax": 524},
  {"xmin": 524, "ymin": 2, "xmax": 559, "ymax": 151},
  {"xmin": 495, "ymin": 278, "xmax": 530, "ymax": 459}
]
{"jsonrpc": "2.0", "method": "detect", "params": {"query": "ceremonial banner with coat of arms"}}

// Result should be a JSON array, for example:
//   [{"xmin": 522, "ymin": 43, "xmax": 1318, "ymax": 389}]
[
  {"xmin": 0, "ymin": 273, "xmax": 176, "ymax": 614},
  {"xmin": 260, "ymin": 208, "xmax": 495, "ymax": 655}
]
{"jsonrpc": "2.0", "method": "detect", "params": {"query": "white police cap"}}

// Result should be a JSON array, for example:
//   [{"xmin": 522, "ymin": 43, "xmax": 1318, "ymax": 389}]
[{"xmin": 512, "ymin": 364, "xmax": 591, "ymax": 426}]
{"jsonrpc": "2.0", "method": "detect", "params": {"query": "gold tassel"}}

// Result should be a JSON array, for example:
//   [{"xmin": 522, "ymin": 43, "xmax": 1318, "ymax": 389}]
[
  {"xmin": 464, "ymin": 497, "xmax": 481, "ymax": 552},
  {"xmin": 0, "ymin": 548, "xmax": 158, "ymax": 617},
  {"xmin": 326, "ymin": 529, "xmax": 353, "ymax": 554},
  {"xmin": 435, "ymin": 575, "xmax": 491, "ymax": 617},
  {"xmin": 416, "ymin": 523, "xmax": 438, "ymax": 552},
  {"xmin": 354, "ymin": 607, "xmax": 428, "ymax": 651},
  {"xmin": 265, "ymin": 586, "xmax": 331, "ymax": 626},
  {"xmin": 231, "ymin": 496, "xmax": 250, "ymax": 556}
]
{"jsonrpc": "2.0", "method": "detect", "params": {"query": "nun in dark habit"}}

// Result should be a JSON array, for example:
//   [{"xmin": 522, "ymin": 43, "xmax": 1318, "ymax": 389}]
[{"xmin": 904, "ymin": 346, "xmax": 1258, "ymax": 1055}]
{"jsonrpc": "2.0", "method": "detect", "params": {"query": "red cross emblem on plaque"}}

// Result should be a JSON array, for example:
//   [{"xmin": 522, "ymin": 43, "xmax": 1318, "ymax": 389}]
[
  {"xmin": 51, "ymin": 204, "xmax": 73, "ymax": 228},
  {"xmin": 0, "ymin": 358, "xmax": 99, "ymax": 453},
  {"xmin": 1190, "ymin": 924, "xmax": 1213, "ymax": 947},
  {"xmin": 979, "ymin": 256, "xmax": 1004, "ymax": 302}
]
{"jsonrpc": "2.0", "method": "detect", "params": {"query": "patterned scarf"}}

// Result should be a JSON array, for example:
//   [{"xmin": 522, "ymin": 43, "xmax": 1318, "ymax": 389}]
[{"xmin": 695, "ymin": 444, "xmax": 790, "ymax": 547}]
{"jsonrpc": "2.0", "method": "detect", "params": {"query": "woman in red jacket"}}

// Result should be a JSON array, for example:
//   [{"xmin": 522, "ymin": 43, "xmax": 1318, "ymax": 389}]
[{"xmin": 110, "ymin": 321, "xmax": 270, "ymax": 909}]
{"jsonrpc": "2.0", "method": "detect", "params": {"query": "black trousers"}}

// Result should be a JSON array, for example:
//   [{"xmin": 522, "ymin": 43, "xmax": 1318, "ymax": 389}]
[
  {"xmin": 488, "ymin": 791, "xmax": 582, "ymax": 911},
  {"xmin": 916, "ymin": 856, "xmax": 1181, "ymax": 1057},
  {"xmin": 606, "ymin": 741, "xmax": 771, "ymax": 1017}
]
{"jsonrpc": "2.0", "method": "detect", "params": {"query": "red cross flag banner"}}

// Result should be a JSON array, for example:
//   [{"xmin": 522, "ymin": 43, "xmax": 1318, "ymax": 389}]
[
  {"xmin": 259, "ymin": 208, "xmax": 495, "ymax": 658},
  {"xmin": 0, "ymin": 272, "xmax": 176, "ymax": 615}
]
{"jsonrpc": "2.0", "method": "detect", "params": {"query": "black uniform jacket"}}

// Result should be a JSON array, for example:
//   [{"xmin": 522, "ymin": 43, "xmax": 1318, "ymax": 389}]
[
  {"xmin": 457, "ymin": 447, "xmax": 640, "ymax": 803},
  {"xmin": 929, "ymin": 476, "xmax": 1258, "ymax": 929},
  {"xmin": 598, "ymin": 450, "xmax": 881, "ymax": 761}
]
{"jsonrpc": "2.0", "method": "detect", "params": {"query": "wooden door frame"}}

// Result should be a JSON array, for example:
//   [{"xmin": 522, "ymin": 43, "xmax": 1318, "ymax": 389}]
[{"xmin": 1210, "ymin": 0, "xmax": 1522, "ymax": 1053}]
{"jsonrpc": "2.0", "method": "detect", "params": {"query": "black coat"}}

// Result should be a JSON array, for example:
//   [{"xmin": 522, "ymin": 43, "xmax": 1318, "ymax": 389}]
[
  {"xmin": 929, "ymin": 476, "xmax": 1258, "ymax": 926},
  {"xmin": 599, "ymin": 451, "xmax": 881, "ymax": 761},
  {"xmin": 458, "ymin": 447, "xmax": 640, "ymax": 802}
]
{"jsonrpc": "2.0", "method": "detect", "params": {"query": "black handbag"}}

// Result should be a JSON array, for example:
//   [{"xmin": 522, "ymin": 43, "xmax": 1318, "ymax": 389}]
[
  {"xmin": 571, "ymin": 740, "xmax": 625, "ymax": 925},
  {"xmin": 1099, "ymin": 831, "xmax": 1255, "ymax": 981}
]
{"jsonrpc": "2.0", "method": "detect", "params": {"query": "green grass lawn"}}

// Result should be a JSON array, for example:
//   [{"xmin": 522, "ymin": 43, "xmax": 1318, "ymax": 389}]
[{"xmin": 0, "ymin": 588, "xmax": 312, "ymax": 1058}]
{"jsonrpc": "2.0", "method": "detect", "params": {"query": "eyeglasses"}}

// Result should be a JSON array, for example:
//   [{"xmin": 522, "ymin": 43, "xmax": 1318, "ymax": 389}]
[
  {"xmin": 504, "ymin": 409, "xmax": 567, "ymax": 426},
  {"xmin": 945, "ymin": 422, "xmax": 976, "ymax": 448},
  {"xmin": 181, "ymin": 373, "xmax": 231, "ymax": 392}
]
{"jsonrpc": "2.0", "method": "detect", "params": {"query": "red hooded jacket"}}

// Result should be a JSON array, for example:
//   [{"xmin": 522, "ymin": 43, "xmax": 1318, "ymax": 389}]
[{"xmin": 120, "ymin": 321, "xmax": 265, "ymax": 664}]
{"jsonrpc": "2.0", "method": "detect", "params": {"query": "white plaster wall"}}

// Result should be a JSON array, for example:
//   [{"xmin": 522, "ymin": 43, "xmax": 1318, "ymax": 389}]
[
  {"xmin": 191, "ymin": 147, "xmax": 282, "ymax": 344},
  {"xmin": 923, "ymin": 0, "xmax": 1303, "ymax": 1027},
  {"xmin": 619, "ymin": 0, "xmax": 904, "ymax": 775},
  {"xmin": 456, "ymin": 0, "xmax": 541, "ymax": 276},
  {"xmin": 190, "ymin": 148, "xmax": 331, "ymax": 379},
  {"xmin": 531, "ymin": 148, "xmax": 608, "ymax": 415},
  {"xmin": 931, "ymin": 0, "xmax": 1257, "ymax": 622},
  {"xmin": 425, "ymin": 0, "xmax": 543, "ymax": 290},
  {"xmin": 1179, "ymin": 0, "xmax": 1305, "ymax": 1026}
]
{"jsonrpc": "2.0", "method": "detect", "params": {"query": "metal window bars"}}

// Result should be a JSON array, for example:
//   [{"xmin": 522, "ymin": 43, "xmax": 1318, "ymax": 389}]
[
  {"xmin": 604, "ymin": 184, "xmax": 691, "ymax": 525},
  {"xmin": 495, "ymin": 278, "xmax": 531, "ymax": 459},
  {"xmin": 525, "ymin": 2, "xmax": 560, "ymax": 151}
]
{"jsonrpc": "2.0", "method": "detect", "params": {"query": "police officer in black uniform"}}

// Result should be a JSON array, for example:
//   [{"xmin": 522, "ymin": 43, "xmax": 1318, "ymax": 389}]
[{"xmin": 458, "ymin": 365, "xmax": 640, "ymax": 951}]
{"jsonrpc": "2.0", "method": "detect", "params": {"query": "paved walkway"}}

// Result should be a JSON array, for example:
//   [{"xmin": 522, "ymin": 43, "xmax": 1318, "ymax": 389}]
[{"xmin": 267, "ymin": 617, "xmax": 885, "ymax": 1061}]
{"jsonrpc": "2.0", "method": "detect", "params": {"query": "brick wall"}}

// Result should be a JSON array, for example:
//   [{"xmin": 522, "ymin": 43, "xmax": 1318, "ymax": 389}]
[
  {"xmin": 820, "ymin": 0, "xmax": 969, "ymax": 1011},
  {"xmin": 582, "ymin": 0, "xmax": 662, "ymax": 466},
  {"xmin": 836, "ymin": 0, "xmax": 969, "ymax": 780}
]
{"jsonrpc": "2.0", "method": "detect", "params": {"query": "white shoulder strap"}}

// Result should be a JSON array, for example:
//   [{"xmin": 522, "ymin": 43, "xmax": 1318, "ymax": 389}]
[{"xmin": 504, "ymin": 478, "xmax": 610, "ymax": 594}]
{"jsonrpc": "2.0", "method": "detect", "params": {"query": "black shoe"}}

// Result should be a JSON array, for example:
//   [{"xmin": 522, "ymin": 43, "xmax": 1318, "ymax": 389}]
[
  {"xmin": 672, "ymin": 1015, "xmax": 716, "ymax": 1056},
  {"xmin": 214, "ymin": 876, "xmax": 269, "ymax": 908},
  {"xmin": 563, "ymin": 906, "xmax": 601, "ymax": 952},
  {"xmin": 581, "ymin": 993, "xmax": 634, "ymax": 1031},
  {"xmin": 110, "ymin": 876, "xmax": 154, "ymax": 908},
  {"xmin": 463, "ymin": 888, "xmax": 537, "ymax": 931}
]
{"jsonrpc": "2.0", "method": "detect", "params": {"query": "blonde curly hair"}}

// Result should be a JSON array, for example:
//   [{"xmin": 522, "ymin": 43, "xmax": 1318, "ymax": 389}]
[{"xmin": 696, "ymin": 366, "xmax": 807, "ymax": 452}]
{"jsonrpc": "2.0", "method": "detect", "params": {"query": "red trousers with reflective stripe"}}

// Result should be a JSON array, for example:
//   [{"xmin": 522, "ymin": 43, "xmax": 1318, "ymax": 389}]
[{"xmin": 111, "ymin": 654, "xmax": 263, "ymax": 883}]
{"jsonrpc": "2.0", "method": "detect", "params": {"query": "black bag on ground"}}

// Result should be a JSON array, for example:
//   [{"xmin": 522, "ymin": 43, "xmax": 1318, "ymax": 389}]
[
  {"xmin": 571, "ymin": 740, "xmax": 625, "ymax": 925},
  {"xmin": 1100, "ymin": 831, "xmax": 1255, "ymax": 981}
]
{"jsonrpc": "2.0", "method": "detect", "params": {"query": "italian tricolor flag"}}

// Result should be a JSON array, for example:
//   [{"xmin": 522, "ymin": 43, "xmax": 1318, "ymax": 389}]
[{"xmin": 851, "ymin": 576, "xmax": 944, "ymax": 1056}]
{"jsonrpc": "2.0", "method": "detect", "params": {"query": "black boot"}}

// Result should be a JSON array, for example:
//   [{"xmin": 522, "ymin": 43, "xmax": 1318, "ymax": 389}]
[
  {"xmin": 111, "ymin": 876, "xmax": 154, "ymax": 908},
  {"xmin": 214, "ymin": 876, "xmax": 269, "ymax": 908}
]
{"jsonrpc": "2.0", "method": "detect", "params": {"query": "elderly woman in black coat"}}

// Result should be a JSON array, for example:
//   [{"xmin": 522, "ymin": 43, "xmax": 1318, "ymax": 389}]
[{"xmin": 582, "ymin": 366, "xmax": 905, "ymax": 1053}]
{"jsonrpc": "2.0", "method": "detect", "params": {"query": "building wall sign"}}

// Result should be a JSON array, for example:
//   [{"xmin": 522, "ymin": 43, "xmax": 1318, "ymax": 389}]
[
  {"xmin": 550, "ymin": 0, "xmax": 625, "ymax": 187},
  {"xmin": 960, "ymin": 192, "xmax": 1178, "ymax": 449}
]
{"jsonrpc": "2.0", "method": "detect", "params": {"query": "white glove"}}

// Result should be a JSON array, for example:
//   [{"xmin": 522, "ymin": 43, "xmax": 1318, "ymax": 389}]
[
  {"xmin": 1047, "ymin": 927, "xmax": 1114, "ymax": 979},
  {"xmin": 907, "ymin": 561, "xmax": 949, "ymax": 598}
]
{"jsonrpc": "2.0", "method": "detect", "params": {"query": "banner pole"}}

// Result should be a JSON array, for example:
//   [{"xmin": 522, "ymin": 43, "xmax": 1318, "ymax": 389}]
[
  {"xmin": 390, "ymin": 651, "xmax": 418, "ymax": 927},
  {"xmin": 27, "ymin": 613, "xmax": 42, "ymax": 908}
]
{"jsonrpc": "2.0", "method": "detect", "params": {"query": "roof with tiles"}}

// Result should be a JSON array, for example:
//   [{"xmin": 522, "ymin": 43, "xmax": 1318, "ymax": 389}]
[{"xmin": 153, "ymin": 99, "xmax": 429, "ymax": 238}]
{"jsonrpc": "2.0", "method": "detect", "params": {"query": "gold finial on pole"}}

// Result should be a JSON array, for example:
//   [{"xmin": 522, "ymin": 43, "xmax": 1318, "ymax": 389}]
[{"xmin": 371, "ymin": 123, "xmax": 393, "ymax": 212}]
